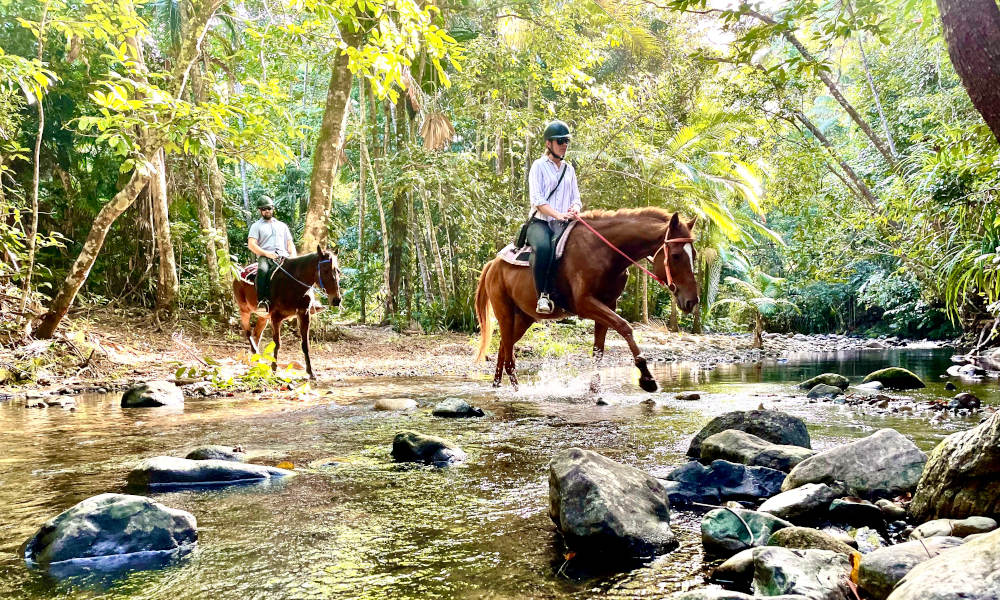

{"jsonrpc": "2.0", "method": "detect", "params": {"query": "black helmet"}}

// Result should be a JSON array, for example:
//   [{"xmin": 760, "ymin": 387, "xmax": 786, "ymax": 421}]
[
  {"xmin": 543, "ymin": 120, "xmax": 571, "ymax": 141},
  {"xmin": 257, "ymin": 196, "xmax": 275, "ymax": 210}
]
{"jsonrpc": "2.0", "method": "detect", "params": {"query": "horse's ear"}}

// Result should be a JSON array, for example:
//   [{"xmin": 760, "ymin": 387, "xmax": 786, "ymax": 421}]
[
  {"xmin": 669, "ymin": 212, "xmax": 681, "ymax": 230},
  {"xmin": 316, "ymin": 244, "xmax": 323, "ymax": 256},
  {"xmin": 332, "ymin": 244, "xmax": 339, "ymax": 256},
  {"xmin": 687, "ymin": 216, "xmax": 697, "ymax": 232}
]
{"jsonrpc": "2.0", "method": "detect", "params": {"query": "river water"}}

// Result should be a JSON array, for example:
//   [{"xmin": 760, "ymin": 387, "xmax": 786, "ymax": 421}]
[{"xmin": 0, "ymin": 347, "xmax": 994, "ymax": 599}]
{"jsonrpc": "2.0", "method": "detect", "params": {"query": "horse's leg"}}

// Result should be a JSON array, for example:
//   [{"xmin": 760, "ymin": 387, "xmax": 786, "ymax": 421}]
[
  {"xmin": 505, "ymin": 312, "xmax": 534, "ymax": 389},
  {"xmin": 590, "ymin": 323, "xmax": 608, "ymax": 394},
  {"xmin": 577, "ymin": 296, "xmax": 657, "ymax": 392},
  {"xmin": 491, "ymin": 301, "xmax": 516, "ymax": 388},
  {"xmin": 252, "ymin": 315, "xmax": 268, "ymax": 352},
  {"xmin": 240, "ymin": 307, "xmax": 258, "ymax": 353},
  {"xmin": 297, "ymin": 310, "xmax": 314, "ymax": 379},
  {"xmin": 270, "ymin": 315, "xmax": 284, "ymax": 373}
]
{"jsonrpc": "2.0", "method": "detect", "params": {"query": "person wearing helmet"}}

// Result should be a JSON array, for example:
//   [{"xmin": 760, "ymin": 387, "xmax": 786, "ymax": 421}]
[
  {"xmin": 248, "ymin": 196, "xmax": 296, "ymax": 310},
  {"xmin": 526, "ymin": 120, "xmax": 581, "ymax": 314}
]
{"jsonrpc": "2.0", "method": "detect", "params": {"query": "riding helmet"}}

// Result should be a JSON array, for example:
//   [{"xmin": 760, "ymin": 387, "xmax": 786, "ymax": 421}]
[
  {"xmin": 542, "ymin": 120, "xmax": 571, "ymax": 141},
  {"xmin": 257, "ymin": 196, "xmax": 275, "ymax": 210}
]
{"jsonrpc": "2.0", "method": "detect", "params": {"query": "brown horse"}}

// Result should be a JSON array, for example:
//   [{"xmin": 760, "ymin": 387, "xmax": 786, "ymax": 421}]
[
  {"xmin": 475, "ymin": 208, "xmax": 699, "ymax": 392},
  {"xmin": 232, "ymin": 246, "xmax": 342, "ymax": 379}
]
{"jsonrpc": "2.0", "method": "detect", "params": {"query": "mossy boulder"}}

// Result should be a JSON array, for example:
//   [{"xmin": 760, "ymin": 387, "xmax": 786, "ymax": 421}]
[
  {"xmin": 798, "ymin": 373, "xmax": 849, "ymax": 390},
  {"xmin": 861, "ymin": 367, "xmax": 925, "ymax": 390}
]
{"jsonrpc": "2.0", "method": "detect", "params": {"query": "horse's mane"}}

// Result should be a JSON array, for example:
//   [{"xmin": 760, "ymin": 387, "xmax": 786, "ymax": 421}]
[
  {"xmin": 580, "ymin": 207, "xmax": 674, "ymax": 221},
  {"xmin": 282, "ymin": 251, "xmax": 321, "ymax": 268}
]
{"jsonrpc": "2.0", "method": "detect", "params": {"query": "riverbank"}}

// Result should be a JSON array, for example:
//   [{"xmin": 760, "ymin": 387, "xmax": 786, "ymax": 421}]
[{"xmin": 0, "ymin": 310, "xmax": 952, "ymax": 400}]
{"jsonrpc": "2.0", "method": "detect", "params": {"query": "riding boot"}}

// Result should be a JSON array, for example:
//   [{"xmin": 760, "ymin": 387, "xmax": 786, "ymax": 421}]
[{"xmin": 256, "ymin": 256, "xmax": 275, "ymax": 309}]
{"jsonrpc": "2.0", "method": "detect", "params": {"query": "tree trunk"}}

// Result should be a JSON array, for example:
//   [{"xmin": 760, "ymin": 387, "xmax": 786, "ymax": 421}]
[
  {"xmin": 357, "ymin": 83, "xmax": 368, "ymax": 324},
  {"xmin": 422, "ymin": 190, "xmax": 448, "ymax": 303},
  {"xmin": 208, "ymin": 153, "xmax": 231, "ymax": 275},
  {"xmin": 669, "ymin": 296, "xmax": 679, "ymax": 332},
  {"xmin": 753, "ymin": 313, "xmax": 764, "ymax": 348},
  {"xmin": 935, "ymin": 0, "xmax": 1000, "ymax": 142},
  {"xmin": 745, "ymin": 6, "xmax": 898, "ymax": 167},
  {"xmin": 190, "ymin": 62, "xmax": 222, "ymax": 297},
  {"xmin": 302, "ymin": 29, "xmax": 361, "ymax": 252},
  {"xmin": 641, "ymin": 273, "xmax": 648, "ymax": 323},
  {"xmin": 149, "ymin": 148, "xmax": 178, "ymax": 313},
  {"xmin": 793, "ymin": 110, "xmax": 879, "ymax": 208}
]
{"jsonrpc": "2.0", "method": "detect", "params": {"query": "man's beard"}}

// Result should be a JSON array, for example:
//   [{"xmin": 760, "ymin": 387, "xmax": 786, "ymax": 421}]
[{"xmin": 262, "ymin": 214, "xmax": 272, "ymax": 220}]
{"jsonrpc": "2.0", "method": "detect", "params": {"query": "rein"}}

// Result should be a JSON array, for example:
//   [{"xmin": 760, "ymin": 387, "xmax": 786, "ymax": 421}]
[
  {"xmin": 275, "ymin": 257, "xmax": 332, "ymax": 294},
  {"xmin": 573, "ymin": 215, "xmax": 693, "ymax": 291}
]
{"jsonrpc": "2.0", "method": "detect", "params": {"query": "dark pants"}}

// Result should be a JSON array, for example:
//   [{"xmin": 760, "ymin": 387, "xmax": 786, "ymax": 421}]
[
  {"xmin": 256, "ymin": 256, "xmax": 277, "ymax": 305},
  {"xmin": 527, "ymin": 218, "xmax": 566, "ymax": 296}
]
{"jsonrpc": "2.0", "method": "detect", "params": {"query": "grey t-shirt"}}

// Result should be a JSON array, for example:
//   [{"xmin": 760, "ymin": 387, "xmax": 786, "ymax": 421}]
[{"xmin": 248, "ymin": 218, "xmax": 293, "ymax": 257}]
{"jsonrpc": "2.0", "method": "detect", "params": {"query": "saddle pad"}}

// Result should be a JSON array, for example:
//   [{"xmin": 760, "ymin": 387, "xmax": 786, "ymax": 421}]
[
  {"xmin": 238, "ymin": 263, "xmax": 258, "ymax": 284},
  {"xmin": 498, "ymin": 220, "xmax": 577, "ymax": 267}
]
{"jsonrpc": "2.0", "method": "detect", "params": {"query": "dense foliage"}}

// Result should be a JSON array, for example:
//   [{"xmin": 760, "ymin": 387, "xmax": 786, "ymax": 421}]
[{"xmin": 1, "ymin": 0, "xmax": 997, "ymax": 345}]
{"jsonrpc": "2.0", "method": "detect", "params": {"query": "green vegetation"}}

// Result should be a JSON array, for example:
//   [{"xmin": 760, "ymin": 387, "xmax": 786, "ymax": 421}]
[{"xmin": 1, "ymin": 0, "xmax": 998, "ymax": 347}]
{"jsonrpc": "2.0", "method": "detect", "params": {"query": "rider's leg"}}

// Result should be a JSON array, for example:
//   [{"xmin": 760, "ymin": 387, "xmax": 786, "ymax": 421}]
[
  {"xmin": 526, "ymin": 219, "xmax": 555, "ymax": 312},
  {"xmin": 256, "ymin": 256, "xmax": 273, "ymax": 307}
]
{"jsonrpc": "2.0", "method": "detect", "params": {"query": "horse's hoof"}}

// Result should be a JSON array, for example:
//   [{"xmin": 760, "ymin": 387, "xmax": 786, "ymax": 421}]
[{"xmin": 639, "ymin": 377, "xmax": 658, "ymax": 393}]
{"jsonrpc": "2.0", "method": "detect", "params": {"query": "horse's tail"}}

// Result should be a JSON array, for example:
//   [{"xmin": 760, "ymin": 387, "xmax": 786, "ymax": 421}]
[{"xmin": 474, "ymin": 260, "xmax": 494, "ymax": 363}]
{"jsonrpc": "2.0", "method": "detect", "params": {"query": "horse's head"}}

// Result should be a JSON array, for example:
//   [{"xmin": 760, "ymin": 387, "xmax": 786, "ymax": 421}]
[
  {"xmin": 316, "ymin": 245, "xmax": 342, "ymax": 307},
  {"xmin": 654, "ymin": 213, "xmax": 699, "ymax": 313}
]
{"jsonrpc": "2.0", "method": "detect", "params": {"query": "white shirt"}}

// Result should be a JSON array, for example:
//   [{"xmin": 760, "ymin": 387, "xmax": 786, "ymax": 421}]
[
  {"xmin": 529, "ymin": 154, "xmax": 581, "ymax": 221},
  {"xmin": 248, "ymin": 218, "xmax": 293, "ymax": 257}
]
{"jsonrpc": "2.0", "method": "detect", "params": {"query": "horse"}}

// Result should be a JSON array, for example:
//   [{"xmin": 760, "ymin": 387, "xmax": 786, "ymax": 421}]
[
  {"xmin": 474, "ymin": 208, "xmax": 699, "ymax": 392},
  {"xmin": 232, "ymin": 246, "xmax": 342, "ymax": 379}
]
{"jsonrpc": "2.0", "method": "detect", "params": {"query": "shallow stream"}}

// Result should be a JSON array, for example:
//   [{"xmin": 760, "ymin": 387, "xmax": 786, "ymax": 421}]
[{"xmin": 0, "ymin": 347, "xmax": 995, "ymax": 599}]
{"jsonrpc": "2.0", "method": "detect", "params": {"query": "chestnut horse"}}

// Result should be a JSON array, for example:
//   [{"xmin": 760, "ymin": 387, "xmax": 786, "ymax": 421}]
[
  {"xmin": 232, "ymin": 246, "xmax": 341, "ymax": 379},
  {"xmin": 475, "ymin": 209, "xmax": 699, "ymax": 391}
]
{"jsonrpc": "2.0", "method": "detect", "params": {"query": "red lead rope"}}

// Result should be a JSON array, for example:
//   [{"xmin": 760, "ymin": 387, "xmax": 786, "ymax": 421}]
[{"xmin": 573, "ymin": 215, "xmax": 693, "ymax": 291}]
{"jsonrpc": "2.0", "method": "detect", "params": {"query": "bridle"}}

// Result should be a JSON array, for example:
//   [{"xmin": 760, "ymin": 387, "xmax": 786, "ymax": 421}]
[
  {"xmin": 275, "ymin": 256, "xmax": 335, "ymax": 295},
  {"xmin": 651, "ymin": 236, "xmax": 694, "ymax": 290}
]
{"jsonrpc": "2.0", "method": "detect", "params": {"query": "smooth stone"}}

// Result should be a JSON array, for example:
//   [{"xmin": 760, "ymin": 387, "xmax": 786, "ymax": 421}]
[
  {"xmin": 711, "ymin": 548, "xmax": 756, "ymax": 588},
  {"xmin": 665, "ymin": 460, "xmax": 785, "ymax": 505},
  {"xmin": 701, "ymin": 507, "xmax": 792, "ymax": 556},
  {"xmin": 127, "ymin": 456, "xmax": 293, "ymax": 488},
  {"xmin": 862, "ymin": 367, "xmax": 925, "ymax": 390},
  {"xmin": 431, "ymin": 397, "xmax": 485, "ymax": 417},
  {"xmin": 828, "ymin": 497, "xmax": 885, "ymax": 528},
  {"xmin": 948, "ymin": 392, "xmax": 980, "ymax": 410},
  {"xmin": 911, "ymin": 412, "xmax": 1000, "ymax": 520},
  {"xmin": 853, "ymin": 526, "xmax": 887, "ymax": 553},
  {"xmin": 859, "ymin": 537, "xmax": 964, "ymax": 600},
  {"xmin": 548, "ymin": 448, "xmax": 676, "ymax": 558},
  {"xmin": 675, "ymin": 391, "xmax": 701, "ymax": 401},
  {"xmin": 668, "ymin": 591, "xmax": 810, "ymax": 600},
  {"xmin": 374, "ymin": 397, "xmax": 418, "ymax": 411},
  {"xmin": 391, "ymin": 431, "xmax": 466, "ymax": 466},
  {"xmin": 944, "ymin": 381, "xmax": 957, "ymax": 391},
  {"xmin": 687, "ymin": 410, "xmax": 811, "ymax": 458},
  {"xmin": 887, "ymin": 527, "xmax": 1000, "ymax": 599},
  {"xmin": 767, "ymin": 526, "xmax": 856, "ymax": 556},
  {"xmin": 22, "ymin": 493, "xmax": 196, "ymax": 571},
  {"xmin": 782, "ymin": 428, "xmax": 927, "ymax": 499},
  {"xmin": 875, "ymin": 499, "xmax": 907, "ymax": 520},
  {"xmin": 807, "ymin": 383, "xmax": 845, "ymax": 399},
  {"xmin": 184, "ymin": 445, "xmax": 246, "ymax": 462},
  {"xmin": 753, "ymin": 547, "xmax": 853, "ymax": 600},
  {"xmin": 909, "ymin": 516, "xmax": 998, "ymax": 540},
  {"xmin": 121, "ymin": 381, "xmax": 183, "ymax": 408},
  {"xmin": 855, "ymin": 381, "xmax": 885, "ymax": 391},
  {"xmin": 759, "ymin": 483, "xmax": 845, "ymax": 523},
  {"xmin": 798, "ymin": 373, "xmax": 850, "ymax": 390},
  {"xmin": 700, "ymin": 430, "xmax": 815, "ymax": 472}
]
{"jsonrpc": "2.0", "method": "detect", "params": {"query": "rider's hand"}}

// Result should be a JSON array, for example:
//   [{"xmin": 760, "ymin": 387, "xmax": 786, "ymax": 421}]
[{"xmin": 566, "ymin": 208, "xmax": 579, "ymax": 219}]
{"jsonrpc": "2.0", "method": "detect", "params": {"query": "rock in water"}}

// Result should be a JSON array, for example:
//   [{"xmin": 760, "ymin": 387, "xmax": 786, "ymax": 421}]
[
  {"xmin": 548, "ymin": 448, "xmax": 677, "ymax": 559},
  {"xmin": 910, "ymin": 412, "xmax": 1000, "ymax": 520},
  {"xmin": 687, "ymin": 410, "xmax": 811, "ymax": 458},
  {"xmin": 861, "ymin": 367, "xmax": 925, "ymax": 390},
  {"xmin": 431, "ymin": 398, "xmax": 485, "ymax": 417},
  {"xmin": 667, "ymin": 591, "xmax": 812, "ymax": 600},
  {"xmin": 759, "ymin": 483, "xmax": 845, "ymax": 524},
  {"xmin": 663, "ymin": 460, "xmax": 785, "ymax": 506},
  {"xmin": 127, "ymin": 456, "xmax": 294, "ymax": 488},
  {"xmin": 700, "ymin": 430, "xmax": 815, "ymax": 472},
  {"xmin": 798, "ymin": 373, "xmax": 850, "ymax": 390},
  {"xmin": 121, "ymin": 381, "xmax": 183, "ymax": 407},
  {"xmin": 391, "ymin": 431, "xmax": 466, "ymax": 466},
  {"xmin": 909, "ymin": 516, "xmax": 997, "ymax": 539},
  {"xmin": 767, "ymin": 526, "xmax": 856, "ymax": 556},
  {"xmin": 22, "ymin": 493, "xmax": 196, "ymax": 573},
  {"xmin": 374, "ymin": 398, "xmax": 417, "ymax": 411},
  {"xmin": 858, "ymin": 537, "xmax": 964, "ymax": 600},
  {"xmin": 782, "ymin": 429, "xmax": 926, "ymax": 499},
  {"xmin": 948, "ymin": 392, "xmax": 980, "ymax": 410},
  {"xmin": 886, "ymin": 528, "xmax": 1000, "ymax": 599},
  {"xmin": 806, "ymin": 384, "xmax": 845, "ymax": 399},
  {"xmin": 185, "ymin": 445, "xmax": 246, "ymax": 462},
  {"xmin": 701, "ymin": 507, "xmax": 792, "ymax": 556},
  {"xmin": 753, "ymin": 547, "xmax": 853, "ymax": 600}
]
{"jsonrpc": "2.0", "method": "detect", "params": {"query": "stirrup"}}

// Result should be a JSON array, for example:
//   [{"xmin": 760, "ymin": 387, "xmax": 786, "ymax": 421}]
[
  {"xmin": 256, "ymin": 300, "xmax": 270, "ymax": 314},
  {"xmin": 536, "ymin": 294, "xmax": 554, "ymax": 315}
]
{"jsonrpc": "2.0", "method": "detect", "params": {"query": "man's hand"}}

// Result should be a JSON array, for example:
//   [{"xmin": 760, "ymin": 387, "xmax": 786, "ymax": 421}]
[{"xmin": 566, "ymin": 207, "xmax": 579, "ymax": 219}]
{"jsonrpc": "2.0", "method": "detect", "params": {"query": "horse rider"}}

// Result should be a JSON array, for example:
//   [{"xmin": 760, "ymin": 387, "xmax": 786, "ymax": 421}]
[
  {"xmin": 527, "ymin": 120, "xmax": 581, "ymax": 314},
  {"xmin": 247, "ymin": 196, "xmax": 296, "ymax": 310}
]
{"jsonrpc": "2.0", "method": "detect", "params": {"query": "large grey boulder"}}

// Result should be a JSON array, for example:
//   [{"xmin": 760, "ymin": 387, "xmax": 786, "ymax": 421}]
[
  {"xmin": 798, "ymin": 373, "xmax": 850, "ymax": 390},
  {"xmin": 767, "ymin": 526, "xmax": 856, "ymax": 556},
  {"xmin": 887, "ymin": 528, "xmax": 1000, "ymax": 599},
  {"xmin": 687, "ymin": 410, "xmax": 811, "ymax": 458},
  {"xmin": 667, "ymin": 591, "xmax": 810, "ymax": 600},
  {"xmin": 391, "ymin": 431, "xmax": 466, "ymax": 466},
  {"xmin": 127, "ymin": 456, "xmax": 294, "ymax": 488},
  {"xmin": 711, "ymin": 548, "xmax": 756, "ymax": 588},
  {"xmin": 861, "ymin": 367, "xmax": 925, "ymax": 390},
  {"xmin": 858, "ymin": 537, "xmax": 964, "ymax": 600},
  {"xmin": 701, "ymin": 430, "xmax": 815, "ymax": 472},
  {"xmin": 121, "ymin": 381, "xmax": 183, "ymax": 407},
  {"xmin": 185, "ymin": 445, "xmax": 246, "ymax": 462},
  {"xmin": 782, "ymin": 429, "xmax": 927, "ymax": 498},
  {"xmin": 548, "ymin": 448, "xmax": 677, "ymax": 558},
  {"xmin": 701, "ymin": 507, "xmax": 792, "ymax": 556},
  {"xmin": 663, "ymin": 460, "xmax": 785, "ymax": 506},
  {"xmin": 22, "ymin": 493, "xmax": 196, "ymax": 572},
  {"xmin": 909, "ymin": 516, "xmax": 997, "ymax": 540},
  {"xmin": 753, "ymin": 547, "xmax": 853, "ymax": 600},
  {"xmin": 806, "ymin": 384, "xmax": 845, "ymax": 399},
  {"xmin": 910, "ymin": 412, "xmax": 1000, "ymax": 521},
  {"xmin": 759, "ymin": 483, "xmax": 845, "ymax": 523},
  {"xmin": 431, "ymin": 398, "xmax": 485, "ymax": 418}
]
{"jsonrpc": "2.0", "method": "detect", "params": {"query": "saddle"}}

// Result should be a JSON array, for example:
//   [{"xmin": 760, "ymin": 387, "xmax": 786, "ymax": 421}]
[
  {"xmin": 497, "ymin": 220, "xmax": 578, "ymax": 266},
  {"xmin": 237, "ymin": 263, "xmax": 259, "ymax": 284},
  {"xmin": 238, "ymin": 263, "xmax": 323, "ymax": 314}
]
